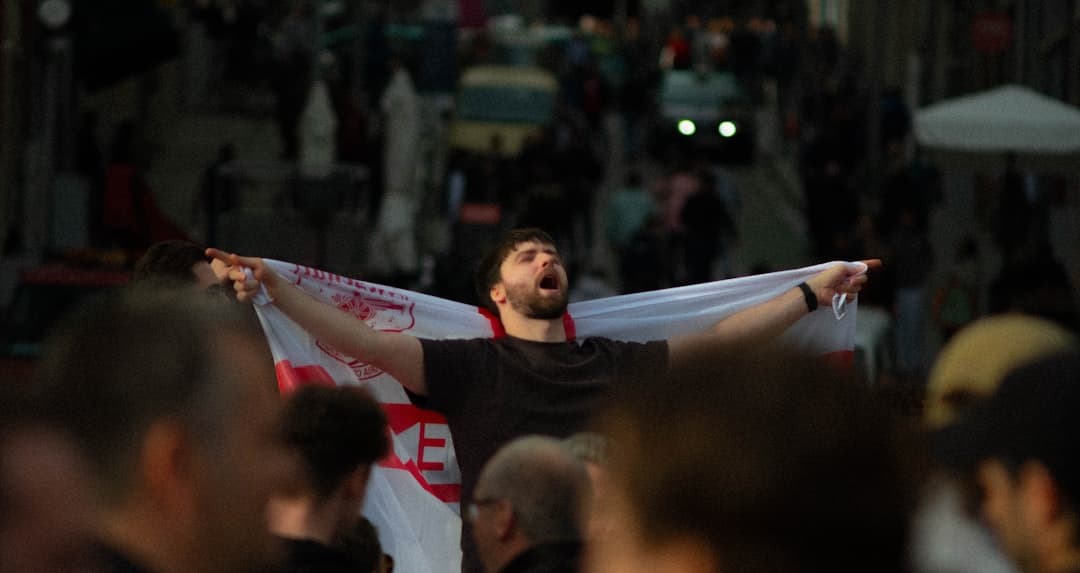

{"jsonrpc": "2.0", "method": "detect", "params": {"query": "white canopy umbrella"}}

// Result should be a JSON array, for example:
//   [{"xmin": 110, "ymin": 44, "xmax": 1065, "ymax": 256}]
[
  {"xmin": 915, "ymin": 84, "xmax": 1080, "ymax": 153},
  {"xmin": 915, "ymin": 85, "xmax": 1080, "ymax": 172}
]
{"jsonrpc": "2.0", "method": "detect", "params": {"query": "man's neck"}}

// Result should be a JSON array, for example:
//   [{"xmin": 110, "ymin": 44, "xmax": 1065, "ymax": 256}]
[
  {"xmin": 267, "ymin": 494, "xmax": 342, "ymax": 545},
  {"xmin": 500, "ymin": 313, "xmax": 567, "ymax": 343},
  {"xmin": 487, "ymin": 537, "xmax": 533, "ymax": 573}
]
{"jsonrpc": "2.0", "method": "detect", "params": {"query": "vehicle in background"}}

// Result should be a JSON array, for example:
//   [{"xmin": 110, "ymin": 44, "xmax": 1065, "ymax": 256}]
[
  {"xmin": 652, "ymin": 70, "xmax": 756, "ymax": 164},
  {"xmin": 0, "ymin": 265, "xmax": 130, "ymax": 382},
  {"xmin": 449, "ymin": 65, "xmax": 558, "ymax": 157}
]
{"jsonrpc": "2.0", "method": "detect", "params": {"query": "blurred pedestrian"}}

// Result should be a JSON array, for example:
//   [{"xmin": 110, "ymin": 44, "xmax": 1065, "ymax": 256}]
[
  {"xmin": 889, "ymin": 205, "xmax": 933, "ymax": 380},
  {"xmin": 469, "ymin": 436, "xmax": 589, "ymax": 573},
  {"xmin": 132, "ymin": 239, "xmax": 231, "ymax": 291},
  {"xmin": 269, "ymin": 385, "xmax": 389, "ymax": 573},
  {"xmin": 932, "ymin": 237, "xmax": 981, "ymax": 343},
  {"xmin": 270, "ymin": 4, "xmax": 313, "ymax": 160},
  {"xmin": 33, "ymin": 288, "xmax": 293, "ymax": 573},
  {"xmin": 934, "ymin": 350, "xmax": 1080, "ymax": 573},
  {"xmin": 914, "ymin": 315, "xmax": 1076, "ymax": 573},
  {"xmin": 589, "ymin": 346, "xmax": 914, "ymax": 573},
  {"xmin": 372, "ymin": 56, "xmax": 421, "ymax": 285},
  {"xmin": 0, "ymin": 391, "xmax": 100, "ymax": 573},
  {"xmin": 680, "ymin": 170, "xmax": 736, "ymax": 284},
  {"xmin": 102, "ymin": 122, "xmax": 189, "ymax": 249},
  {"xmin": 196, "ymin": 143, "xmax": 238, "ymax": 246}
]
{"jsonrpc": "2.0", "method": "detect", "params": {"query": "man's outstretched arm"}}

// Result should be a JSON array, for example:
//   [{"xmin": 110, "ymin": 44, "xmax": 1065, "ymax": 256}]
[
  {"xmin": 667, "ymin": 261, "xmax": 880, "ymax": 367},
  {"xmin": 207, "ymin": 249, "xmax": 427, "ymax": 396}
]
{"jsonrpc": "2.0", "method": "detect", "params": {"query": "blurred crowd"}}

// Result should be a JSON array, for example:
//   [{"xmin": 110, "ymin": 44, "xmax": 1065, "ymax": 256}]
[
  {"xmin": 3, "ymin": 240, "xmax": 1080, "ymax": 573},
  {"xmin": 55, "ymin": 2, "xmax": 1080, "ymax": 400}
]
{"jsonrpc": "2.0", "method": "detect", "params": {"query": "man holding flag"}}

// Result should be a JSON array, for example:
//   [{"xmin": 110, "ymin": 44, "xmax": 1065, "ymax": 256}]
[{"xmin": 211, "ymin": 227, "xmax": 876, "ymax": 572}]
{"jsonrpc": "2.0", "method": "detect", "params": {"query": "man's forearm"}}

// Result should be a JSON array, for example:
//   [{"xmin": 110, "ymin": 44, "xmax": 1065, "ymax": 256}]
[
  {"xmin": 707, "ymin": 286, "xmax": 808, "ymax": 345},
  {"xmin": 270, "ymin": 279, "xmax": 382, "ymax": 361}
]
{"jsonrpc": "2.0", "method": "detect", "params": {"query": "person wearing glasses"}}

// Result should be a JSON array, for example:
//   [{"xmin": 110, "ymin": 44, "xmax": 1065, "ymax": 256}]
[{"xmin": 467, "ymin": 436, "xmax": 589, "ymax": 573}]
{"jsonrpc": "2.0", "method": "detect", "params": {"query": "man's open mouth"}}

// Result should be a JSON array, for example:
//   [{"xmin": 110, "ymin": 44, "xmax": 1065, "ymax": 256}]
[{"xmin": 539, "ymin": 275, "xmax": 559, "ymax": 290}]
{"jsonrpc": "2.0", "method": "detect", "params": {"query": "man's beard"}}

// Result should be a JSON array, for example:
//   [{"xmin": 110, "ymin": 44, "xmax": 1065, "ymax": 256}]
[{"xmin": 506, "ymin": 282, "xmax": 568, "ymax": 319}]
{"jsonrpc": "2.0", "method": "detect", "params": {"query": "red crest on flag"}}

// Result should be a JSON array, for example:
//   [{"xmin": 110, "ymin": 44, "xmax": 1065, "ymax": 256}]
[{"xmin": 317, "ymin": 287, "xmax": 417, "ymax": 379}]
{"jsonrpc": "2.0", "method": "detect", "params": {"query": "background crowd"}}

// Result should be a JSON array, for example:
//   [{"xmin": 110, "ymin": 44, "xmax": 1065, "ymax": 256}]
[{"xmin": 2, "ymin": 242, "xmax": 1080, "ymax": 573}]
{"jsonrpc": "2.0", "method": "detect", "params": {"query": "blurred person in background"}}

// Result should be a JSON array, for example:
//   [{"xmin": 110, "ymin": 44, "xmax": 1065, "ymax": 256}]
[
  {"xmin": 934, "ymin": 351, "xmax": 1080, "ymax": 573},
  {"xmin": 989, "ymin": 254, "xmax": 1079, "ymax": 334},
  {"xmin": 372, "ymin": 55, "xmax": 422, "ymax": 286},
  {"xmin": 268, "ymin": 385, "xmax": 389, "ymax": 573},
  {"xmin": 470, "ymin": 436, "xmax": 590, "ymax": 573},
  {"xmin": 888, "ymin": 204, "xmax": 933, "ymax": 381},
  {"xmin": 589, "ymin": 346, "xmax": 914, "ymax": 573},
  {"xmin": 0, "ymin": 390, "xmax": 101, "ymax": 573},
  {"xmin": 932, "ymin": 236, "xmax": 982, "ymax": 343},
  {"xmin": 132, "ymin": 239, "xmax": 232, "ymax": 290},
  {"xmin": 604, "ymin": 171, "xmax": 655, "ymax": 259},
  {"xmin": 31, "ymin": 287, "xmax": 293, "ymax": 573},
  {"xmin": 914, "ymin": 315, "xmax": 1077, "ymax": 573}
]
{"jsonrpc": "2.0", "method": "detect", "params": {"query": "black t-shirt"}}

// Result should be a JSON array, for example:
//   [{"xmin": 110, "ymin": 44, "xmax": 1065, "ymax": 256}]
[{"xmin": 420, "ymin": 335, "xmax": 667, "ymax": 572}]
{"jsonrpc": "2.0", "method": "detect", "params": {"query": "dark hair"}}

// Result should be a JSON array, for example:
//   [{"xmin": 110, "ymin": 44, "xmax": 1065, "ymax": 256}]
[
  {"xmin": 281, "ymin": 386, "xmax": 389, "ymax": 499},
  {"xmin": 600, "ymin": 346, "xmax": 914, "ymax": 573},
  {"xmin": 474, "ymin": 228, "xmax": 556, "ymax": 315},
  {"xmin": 132, "ymin": 240, "xmax": 210, "ymax": 284},
  {"xmin": 31, "ymin": 286, "xmax": 268, "ymax": 504}
]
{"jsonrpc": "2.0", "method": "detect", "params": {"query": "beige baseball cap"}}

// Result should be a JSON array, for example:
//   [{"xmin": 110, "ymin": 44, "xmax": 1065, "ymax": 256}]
[{"xmin": 925, "ymin": 314, "xmax": 1077, "ymax": 429}]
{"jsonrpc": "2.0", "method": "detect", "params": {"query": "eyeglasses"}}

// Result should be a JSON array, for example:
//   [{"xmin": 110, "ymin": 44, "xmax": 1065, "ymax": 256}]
[{"xmin": 465, "ymin": 497, "xmax": 500, "ymax": 522}]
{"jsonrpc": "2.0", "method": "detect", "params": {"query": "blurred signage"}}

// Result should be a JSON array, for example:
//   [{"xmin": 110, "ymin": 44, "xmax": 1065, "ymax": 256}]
[{"xmin": 971, "ymin": 10, "xmax": 1012, "ymax": 55}]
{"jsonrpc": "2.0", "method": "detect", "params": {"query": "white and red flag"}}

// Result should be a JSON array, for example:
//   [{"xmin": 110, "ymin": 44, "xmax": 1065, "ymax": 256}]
[{"xmin": 251, "ymin": 259, "xmax": 863, "ymax": 573}]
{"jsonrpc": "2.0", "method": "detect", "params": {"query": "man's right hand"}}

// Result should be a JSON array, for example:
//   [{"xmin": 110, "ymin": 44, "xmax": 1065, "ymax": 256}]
[{"xmin": 206, "ymin": 249, "xmax": 278, "ymax": 304}]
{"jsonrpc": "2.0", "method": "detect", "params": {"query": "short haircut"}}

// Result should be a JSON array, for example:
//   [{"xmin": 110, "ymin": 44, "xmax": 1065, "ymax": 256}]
[
  {"xmin": 600, "ymin": 346, "xmax": 914, "ymax": 573},
  {"xmin": 474, "ymin": 228, "xmax": 556, "ymax": 315},
  {"xmin": 476, "ymin": 435, "xmax": 588, "ymax": 545},
  {"xmin": 31, "ymin": 286, "xmax": 268, "ymax": 504},
  {"xmin": 132, "ymin": 240, "xmax": 209, "ymax": 284},
  {"xmin": 280, "ymin": 386, "xmax": 389, "ymax": 499},
  {"xmin": 562, "ymin": 432, "xmax": 608, "ymax": 466}
]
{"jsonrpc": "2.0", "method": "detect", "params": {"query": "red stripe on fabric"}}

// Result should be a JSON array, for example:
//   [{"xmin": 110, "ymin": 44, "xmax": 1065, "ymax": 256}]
[
  {"xmin": 478, "ymin": 307, "xmax": 506, "ymax": 338},
  {"xmin": 382, "ymin": 403, "xmax": 450, "ymax": 433},
  {"xmin": 822, "ymin": 350, "xmax": 854, "ymax": 371},
  {"xmin": 379, "ymin": 403, "xmax": 460, "ymax": 502},
  {"xmin": 562, "ymin": 312, "xmax": 576, "ymax": 341},
  {"xmin": 378, "ymin": 453, "xmax": 462, "ymax": 502},
  {"xmin": 274, "ymin": 360, "xmax": 336, "ymax": 394}
]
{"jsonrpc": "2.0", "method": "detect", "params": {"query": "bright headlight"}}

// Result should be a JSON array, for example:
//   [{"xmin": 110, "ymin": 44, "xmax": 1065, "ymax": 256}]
[
  {"xmin": 719, "ymin": 121, "xmax": 737, "ymax": 138},
  {"xmin": 677, "ymin": 119, "xmax": 696, "ymax": 136}
]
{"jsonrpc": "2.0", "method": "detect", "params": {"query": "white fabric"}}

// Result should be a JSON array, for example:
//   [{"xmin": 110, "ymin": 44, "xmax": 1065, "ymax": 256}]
[
  {"xmin": 915, "ymin": 84, "xmax": 1080, "ymax": 153},
  {"xmin": 252, "ymin": 259, "xmax": 863, "ymax": 573}
]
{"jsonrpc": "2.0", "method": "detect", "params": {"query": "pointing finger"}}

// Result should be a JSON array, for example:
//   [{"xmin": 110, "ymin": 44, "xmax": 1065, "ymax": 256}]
[{"xmin": 206, "ymin": 248, "xmax": 262, "ymax": 271}]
